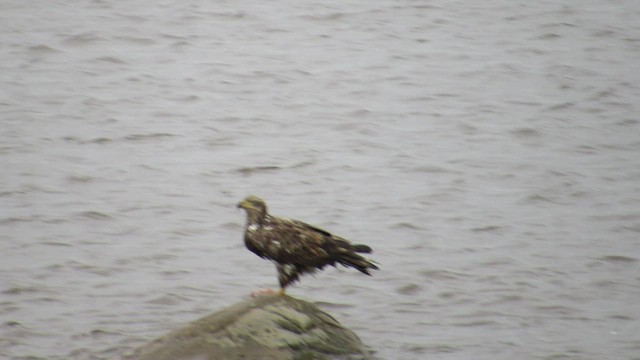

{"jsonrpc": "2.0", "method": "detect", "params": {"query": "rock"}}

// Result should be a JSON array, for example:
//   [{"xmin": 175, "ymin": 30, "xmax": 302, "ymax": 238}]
[{"xmin": 124, "ymin": 294, "xmax": 371, "ymax": 360}]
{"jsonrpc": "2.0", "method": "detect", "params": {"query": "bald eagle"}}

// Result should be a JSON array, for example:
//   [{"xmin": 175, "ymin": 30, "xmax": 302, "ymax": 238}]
[{"xmin": 237, "ymin": 195, "xmax": 378, "ymax": 294}]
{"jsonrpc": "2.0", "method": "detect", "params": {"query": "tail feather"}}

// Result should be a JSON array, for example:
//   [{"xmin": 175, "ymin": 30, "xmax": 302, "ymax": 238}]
[
  {"xmin": 352, "ymin": 244, "xmax": 372, "ymax": 253},
  {"xmin": 334, "ymin": 239, "xmax": 373, "ymax": 253},
  {"xmin": 338, "ymin": 251, "xmax": 379, "ymax": 274},
  {"xmin": 331, "ymin": 239, "xmax": 379, "ymax": 274}
]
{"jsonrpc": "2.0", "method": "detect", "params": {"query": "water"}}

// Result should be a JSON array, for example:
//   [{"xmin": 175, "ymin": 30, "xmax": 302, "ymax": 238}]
[{"xmin": 1, "ymin": 1, "xmax": 639, "ymax": 359}]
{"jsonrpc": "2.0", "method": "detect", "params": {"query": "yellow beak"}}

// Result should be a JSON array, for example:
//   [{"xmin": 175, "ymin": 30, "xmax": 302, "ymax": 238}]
[{"xmin": 237, "ymin": 200, "xmax": 250, "ymax": 209}]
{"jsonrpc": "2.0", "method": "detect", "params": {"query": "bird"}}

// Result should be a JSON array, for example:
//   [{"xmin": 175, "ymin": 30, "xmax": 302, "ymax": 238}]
[{"xmin": 237, "ymin": 195, "xmax": 378, "ymax": 295}]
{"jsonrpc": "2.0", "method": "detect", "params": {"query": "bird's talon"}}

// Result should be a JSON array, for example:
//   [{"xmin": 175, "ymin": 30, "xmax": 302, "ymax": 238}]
[{"xmin": 250, "ymin": 288, "xmax": 277, "ymax": 297}]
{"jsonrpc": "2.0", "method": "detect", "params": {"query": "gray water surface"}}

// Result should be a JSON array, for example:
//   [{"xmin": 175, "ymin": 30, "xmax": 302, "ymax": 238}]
[{"xmin": 1, "ymin": 1, "xmax": 639, "ymax": 359}]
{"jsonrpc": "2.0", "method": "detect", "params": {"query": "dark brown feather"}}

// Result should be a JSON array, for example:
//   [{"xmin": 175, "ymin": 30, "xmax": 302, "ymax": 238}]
[{"xmin": 238, "ymin": 196, "xmax": 378, "ymax": 291}]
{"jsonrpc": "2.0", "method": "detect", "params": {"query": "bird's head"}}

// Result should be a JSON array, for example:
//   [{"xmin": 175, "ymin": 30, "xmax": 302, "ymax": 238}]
[{"xmin": 237, "ymin": 195, "xmax": 268, "ymax": 217}]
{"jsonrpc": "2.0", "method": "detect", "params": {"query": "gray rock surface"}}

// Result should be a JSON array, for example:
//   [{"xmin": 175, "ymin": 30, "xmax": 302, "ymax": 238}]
[{"xmin": 124, "ymin": 294, "xmax": 371, "ymax": 360}]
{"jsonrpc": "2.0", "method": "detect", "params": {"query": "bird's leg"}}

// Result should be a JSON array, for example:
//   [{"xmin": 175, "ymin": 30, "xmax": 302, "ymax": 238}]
[{"xmin": 276, "ymin": 264, "xmax": 298, "ymax": 295}]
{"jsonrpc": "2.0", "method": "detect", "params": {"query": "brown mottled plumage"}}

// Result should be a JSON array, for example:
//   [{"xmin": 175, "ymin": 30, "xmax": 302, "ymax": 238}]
[{"xmin": 237, "ymin": 195, "xmax": 378, "ymax": 294}]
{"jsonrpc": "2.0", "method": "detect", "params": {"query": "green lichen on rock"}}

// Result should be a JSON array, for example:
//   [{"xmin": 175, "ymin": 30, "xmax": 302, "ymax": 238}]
[{"xmin": 124, "ymin": 294, "xmax": 371, "ymax": 360}]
